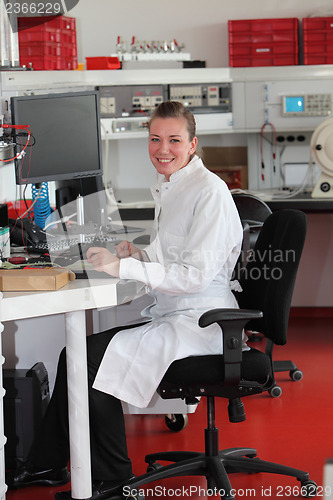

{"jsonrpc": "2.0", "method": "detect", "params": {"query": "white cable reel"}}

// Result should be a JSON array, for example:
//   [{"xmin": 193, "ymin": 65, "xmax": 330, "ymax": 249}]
[{"xmin": 310, "ymin": 116, "xmax": 333, "ymax": 198}]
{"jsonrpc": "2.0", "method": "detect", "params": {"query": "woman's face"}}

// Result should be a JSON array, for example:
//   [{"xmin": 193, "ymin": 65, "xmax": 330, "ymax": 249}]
[{"xmin": 148, "ymin": 116, "xmax": 197, "ymax": 181}]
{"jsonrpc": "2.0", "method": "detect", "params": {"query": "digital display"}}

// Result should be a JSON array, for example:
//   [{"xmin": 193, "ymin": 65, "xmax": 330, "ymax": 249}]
[
  {"xmin": 284, "ymin": 96, "xmax": 304, "ymax": 113},
  {"xmin": 282, "ymin": 93, "xmax": 331, "ymax": 117}
]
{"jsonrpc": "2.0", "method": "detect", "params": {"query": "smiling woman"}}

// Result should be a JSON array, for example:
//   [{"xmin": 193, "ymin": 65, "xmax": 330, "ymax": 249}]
[{"xmin": 148, "ymin": 101, "xmax": 198, "ymax": 181}]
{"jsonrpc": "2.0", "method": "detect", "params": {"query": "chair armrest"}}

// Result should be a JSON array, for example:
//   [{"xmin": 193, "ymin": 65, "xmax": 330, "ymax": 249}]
[
  {"xmin": 199, "ymin": 308, "xmax": 263, "ymax": 386},
  {"xmin": 199, "ymin": 308, "xmax": 262, "ymax": 328}
]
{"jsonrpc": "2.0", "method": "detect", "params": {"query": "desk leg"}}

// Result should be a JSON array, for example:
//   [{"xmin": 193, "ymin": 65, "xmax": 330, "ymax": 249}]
[{"xmin": 65, "ymin": 310, "xmax": 92, "ymax": 500}]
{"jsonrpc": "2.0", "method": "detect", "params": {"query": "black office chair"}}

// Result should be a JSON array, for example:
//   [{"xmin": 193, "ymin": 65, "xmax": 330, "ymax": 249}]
[
  {"xmin": 120, "ymin": 209, "xmax": 317, "ymax": 500},
  {"xmin": 231, "ymin": 192, "xmax": 271, "ymax": 309},
  {"xmin": 232, "ymin": 192, "xmax": 272, "ymax": 249},
  {"xmin": 232, "ymin": 193, "xmax": 304, "ymax": 396}
]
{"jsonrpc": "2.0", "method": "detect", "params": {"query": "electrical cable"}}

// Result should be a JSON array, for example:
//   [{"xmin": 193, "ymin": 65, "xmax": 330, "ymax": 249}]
[
  {"xmin": 16, "ymin": 133, "xmax": 35, "ymax": 220},
  {"xmin": 0, "ymin": 124, "xmax": 31, "ymax": 163},
  {"xmin": 260, "ymin": 121, "xmax": 277, "ymax": 182},
  {"xmin": 43, "ymin": 212, "xmax": 77, "ymax": 231},
  {"xmin": 271, "ymin": 153, "xmax": 316, "ymax": 199}
]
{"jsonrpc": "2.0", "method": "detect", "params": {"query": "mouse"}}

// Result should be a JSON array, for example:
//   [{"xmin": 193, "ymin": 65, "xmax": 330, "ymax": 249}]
[
  {"xmin": 9, "ymin": 218, "xmax": 47, "ymax": 246},
  {"xmin": 133, "ymin": 235, "xmax": 150, "ymax": 246}
]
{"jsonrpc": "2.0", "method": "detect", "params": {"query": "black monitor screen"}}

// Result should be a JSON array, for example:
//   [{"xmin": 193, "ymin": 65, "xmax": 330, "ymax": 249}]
[{"xmin": 11, "ymin": 90, "xmax": 103, "ymax": 185}]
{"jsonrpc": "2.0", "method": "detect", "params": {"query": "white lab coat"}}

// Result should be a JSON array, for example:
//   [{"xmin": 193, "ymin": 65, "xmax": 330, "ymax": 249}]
[{"xmin": 93, "ymin": 156, "xmax": 245, "ymax": 408}]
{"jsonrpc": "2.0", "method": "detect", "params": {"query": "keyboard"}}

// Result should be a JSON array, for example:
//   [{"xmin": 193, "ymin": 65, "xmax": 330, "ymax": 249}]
[
  {"xmin": 73, "ymin": 269, "xmax": 112, "ymax": 279},
  {"xmin": 27, "ymin": 233, "xmax": 119, "ymax": 253}
]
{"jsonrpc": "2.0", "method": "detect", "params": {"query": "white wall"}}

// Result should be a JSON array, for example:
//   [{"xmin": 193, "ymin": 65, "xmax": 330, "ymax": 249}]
[{"xmin": 69, "ymin": 0, "xmax": 333, "ymax": 68}]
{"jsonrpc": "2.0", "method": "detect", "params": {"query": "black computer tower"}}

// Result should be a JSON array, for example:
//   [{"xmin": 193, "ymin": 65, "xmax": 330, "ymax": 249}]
[{"xmin": 3, "ymin": 362, "xmax": 50, "ymax": 468}]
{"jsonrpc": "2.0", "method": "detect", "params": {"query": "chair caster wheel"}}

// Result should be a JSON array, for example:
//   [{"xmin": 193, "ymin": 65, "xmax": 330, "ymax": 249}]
[
  {"xmin": 269, "ymin": 385, "xmax": 282, "ymax": 398},
  {"xmin": 165, "ymin": 413, "xmax": 188, "ymax": 431},
  {"xmin": 147, "ymin": 462, "xmax": 162, "ymax": 473},
  {"xmin": 301, "ymin": 479, "xmax": 318, "ymax": 498},
  {"xmin": 290, "ymin": 369, "xmax": 303, "ymax": 381}
]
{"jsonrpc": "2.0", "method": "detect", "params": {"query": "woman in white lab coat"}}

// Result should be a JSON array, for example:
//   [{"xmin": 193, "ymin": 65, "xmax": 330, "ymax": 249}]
[{"xmin": 7, "ymin": 101, "xmax": 244, "ymax": 500}]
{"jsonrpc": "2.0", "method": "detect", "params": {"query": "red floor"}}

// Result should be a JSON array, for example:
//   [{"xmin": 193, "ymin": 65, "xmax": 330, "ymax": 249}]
[{"xmin": 6, "ymin": 313, "xmax": 333, "ymax": 499}]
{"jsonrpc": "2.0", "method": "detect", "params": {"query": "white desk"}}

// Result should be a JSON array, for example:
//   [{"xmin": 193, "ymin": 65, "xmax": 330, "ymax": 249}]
[{"xmin": 0, "ymin": 277, "xmax": 142, "ymax": 500}]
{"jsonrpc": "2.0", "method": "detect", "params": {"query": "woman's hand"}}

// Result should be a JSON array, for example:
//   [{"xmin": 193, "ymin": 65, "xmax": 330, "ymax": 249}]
[
  {"xmin": 86, "ymin": 247, "xmax": 120, "ymax": 277},
  {"xmin": 116, "ymin": 240, "xmax": 140, "ymax": 258}
]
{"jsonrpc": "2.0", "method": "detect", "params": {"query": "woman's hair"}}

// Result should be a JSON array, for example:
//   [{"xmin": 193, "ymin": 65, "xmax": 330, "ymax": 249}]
[{"xmin": 148, "ymin": 101, "xmax": 197, "ymax": 142}]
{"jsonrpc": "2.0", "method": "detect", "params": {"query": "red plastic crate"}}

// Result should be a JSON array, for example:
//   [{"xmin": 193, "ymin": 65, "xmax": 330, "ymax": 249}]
[
  {"xmin": 46, "ymin": 16, "xmax": 76, "ymax": 31},
  {"xmin": 60, "ymin": 30, "xmax": 77, "ymax": 46},
  {"xmin": 18, "ymin": 27, "xmax": 60, "ymax": 43},
  {"xmin": 19, "ymin": 41, "xmax": 61, "ymax": 58},
  {"xmin": 229, "ymin": 31, "xmax": 297, "ymax": 44},
  {"xmin": 20, "ymin": 55, "xmax": 77, "ymax": 70},
  {"xmin": 303, "ymin": 16, "xmax": 333, "ymax": 31},
  {"xmin": 19, "ymin": 55, "xmax": 63, "ymax": 70},
  {"xmin": 303, "ymin": 54, "xmax": 333, "ymax": 64},
  {"xmin": 228, "ymin": 18, "xmax": 299, "ymax": 67},
  {"xmin": 229, "ymin": 17, "xmax": 298, "ymax": 33},
  {"xmin": 230, "ymin": 54, "xmax": 297, "ymax": 67},
  {"xmin": 303, "ymin": 31, "xmax": 333, "ymax": 43},
  {"xmin": 18, "ymin": 15, "xmax": 77, "ymax": 70},
  {"xmin": 229, "ymin": 42, "xmax": 296, "ymax": 57},
  {"xmin": 63, "ymin": 57, "xmax": 78, "ymax": 70},
  {"xmin": 61, "ymin": 42, "xmax": 77, "ymax": 58},
  {"xmin": 303, "ymin": 42, "xmax": 333, "ymax": 55},
  {"xmin": 18, "ymin": 15, "xmax": 75, "ymax": 31},
  {"xmin": 85, "ymin": 57, "xmax": 121, "ymax": 70},
  {"xmin": 303, "ymin": 17, "xmax": 333, "ymax": 65}
]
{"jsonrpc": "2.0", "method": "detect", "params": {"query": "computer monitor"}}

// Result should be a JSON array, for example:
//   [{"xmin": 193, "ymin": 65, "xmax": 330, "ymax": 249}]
[
  {"xmin": 11, "ymin": 90, "xmax": 108, "ymax": 225},
  {"xmin": 11, "ymin": 90, "xmax": 103, "ymax": 185}
]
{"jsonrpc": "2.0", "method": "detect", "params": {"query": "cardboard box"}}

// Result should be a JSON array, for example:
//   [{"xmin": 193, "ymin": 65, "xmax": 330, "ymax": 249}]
[
  {"xmin": 202, "ymin": 147, "xmax": 248, "ymax": 190},
  {"xmin": 0, "ymin": 268, "xmax": 75, "ymax": 292}
]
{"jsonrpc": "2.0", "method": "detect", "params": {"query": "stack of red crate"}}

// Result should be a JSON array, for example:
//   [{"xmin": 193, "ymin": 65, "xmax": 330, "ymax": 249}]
[
  {"xmin": 303, "ymin": 17, "xmax": 333, "ymax": 65},
  {"xmin": 228, "ymin": 18, "xmax": 299, "ymax": 67},
  {"xmin": 18, "ymin": 16, "xmax": 77, "ymax": 70}
]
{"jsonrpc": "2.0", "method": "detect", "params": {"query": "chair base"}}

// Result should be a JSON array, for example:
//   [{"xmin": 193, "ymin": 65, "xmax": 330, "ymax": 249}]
[
  {"xmin": 267, "ymin": 360, "xmax": 303, "ymax": 398},
  {"xmin": 273, "ymin": 360, "xmax": 304, "ymax": 381},
  {"xmin": 124, "ymin": 447, "xmax": 315, "ymax": 500}
]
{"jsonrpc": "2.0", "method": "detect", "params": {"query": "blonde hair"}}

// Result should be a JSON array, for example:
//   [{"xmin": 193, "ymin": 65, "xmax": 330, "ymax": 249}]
[{"xmin": 149, "ymin": 101, "xmax": 197, "ymax": 143}]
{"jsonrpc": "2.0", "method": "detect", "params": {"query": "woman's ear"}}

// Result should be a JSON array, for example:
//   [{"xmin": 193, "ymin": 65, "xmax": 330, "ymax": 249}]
[{"xmin": 189, "ymin": 136, "xmax": 198, "ymax": 155}]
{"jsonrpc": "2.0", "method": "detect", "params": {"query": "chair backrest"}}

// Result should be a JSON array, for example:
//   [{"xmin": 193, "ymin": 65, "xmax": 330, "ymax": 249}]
[
  {"xmin": 232, "ymin": 193, "xmax": 272, "ymax": 226},
  {"xmin": 237, "ymin": 209, "xmax": 307, "ymax": 345},
  {"xmin": 232, "ymin": 193, "xmax": 272, "ymax": 251}
]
